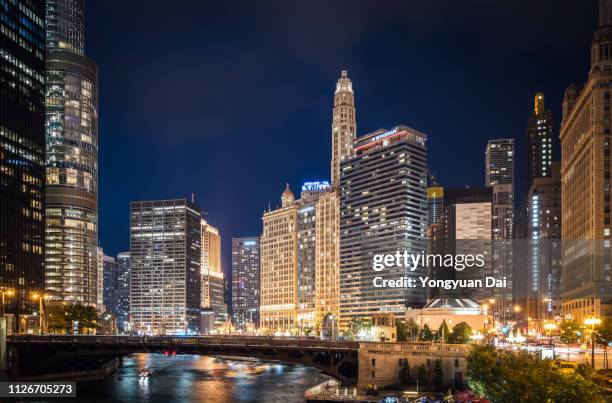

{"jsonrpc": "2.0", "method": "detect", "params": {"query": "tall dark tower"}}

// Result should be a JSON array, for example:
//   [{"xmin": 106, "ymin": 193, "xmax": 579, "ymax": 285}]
[
  {"xmin": 44, "ymin": 0, "xmax": 100, "ymax": 306},
  {"xmin": 0, "ymin": 0, "xmax": 46, "ymax": 330},
  {"xmin": 526, "ymin": 93, "xmax": 554, "ymax": 187}
]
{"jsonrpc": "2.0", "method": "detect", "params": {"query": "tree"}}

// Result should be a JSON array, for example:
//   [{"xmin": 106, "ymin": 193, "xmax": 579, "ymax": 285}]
[
  {"xmin": 398, "ymin": 360, "xmax": 411, "ymax": 386},
  {"xmin": 396, "ymin": 319, "xmax": 409, "ymax": 341},
  {"xmin": 65, "ymin": 304, "xmax": 98, "ymax": 334},
  {"xmin": 559, "ymin": 320, "xmax": 581, "ymax": 344},
  {"xmin": 420, "ymin": 324, "xmax": 433, "ymax": 341},
  {"xmin": 417, "ymin": 363, "xmax": 428, "ymax": 388},
  {"xmin": 433, "ymin": 358, "xmax": 444, "ymax": 390},
  {"xmin": 449, "ymin": 322, "xmax": 472, "ymax": 344},
  {"xmin": 406, "ymin": 318, "xmax": 419, "ymax": 341},
  {"xmin": 467, "ymin": 345, "xmax": 607, "ymax": 402},
  {"xmin": 46, "ymin": 305, "xmax": 70, "ymax": 333},
  {"xmin": 438, "ymin": 320, "xmax": 450, "ymax": 343},
  {"xmin": 592, "ymin": 318, "xmax": 612, "ymax": 369}
]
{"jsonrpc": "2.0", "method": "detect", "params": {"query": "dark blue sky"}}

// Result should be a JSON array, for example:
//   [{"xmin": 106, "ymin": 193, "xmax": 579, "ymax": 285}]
[{"xmin": 87, "ymin": 0, "xmax": 596, "ymax": 273}]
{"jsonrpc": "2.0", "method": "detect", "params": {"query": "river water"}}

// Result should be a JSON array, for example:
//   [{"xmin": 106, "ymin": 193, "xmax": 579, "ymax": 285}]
[{"xmin": 71, "ymin": 353, "xmax": 331, "ymax": 402}]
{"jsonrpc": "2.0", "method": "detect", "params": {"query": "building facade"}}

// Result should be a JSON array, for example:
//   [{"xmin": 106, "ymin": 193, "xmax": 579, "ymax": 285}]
[
  {"xmin": 526, "ymin": 164, "xmax": 562, "ymax": 322},
  {"xmin": 44, "ymin": 0, "xmax": 100, "ymax": 306},
  {"xmin": 560, "ymin": 0, "xmax": 612, "ymax": 321},
  {"xmin": 339, "ymin": 125, "xmax": 428, "ymax": 328},
  {"xmin": 527, "ymin": 93, "xmax": 554, "ymax": 184},
  {"xmin": 130, "ymin": 199, "xmax": 201, "ymax": 335},
  {"xmin": 0, "ymin": 0, "xmax": 46, "ymax": 329},
  {"xmin": 201, "ymin": 219, "xmax": 227, "ymax": 324},
  {"xmin": 315, "ymin": 188, "xmax": 340, "ymax": 330},
  {"xmin": 330, "ymin": 70, "xmax": 356, "ymax": 185},
  {"xmin": 485, "ymin": 139, "xmax": 514, "ymax": 319},
  {"xmin": 102, "ymin": 252, "xmax": 130, "ymax": 331},
  {"xmin": 231, "ymin": 237, "xmax": 260, "ymax": 327},
  {"xmin": 260, "ymin": 185, "xmax": 299, "ymax": 332}
]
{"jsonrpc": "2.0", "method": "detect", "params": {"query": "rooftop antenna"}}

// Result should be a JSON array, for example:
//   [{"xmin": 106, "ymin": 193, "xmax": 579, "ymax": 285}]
[{"xmin": 191, "ymin": 192, "xmax": 195, "ymax": 203}]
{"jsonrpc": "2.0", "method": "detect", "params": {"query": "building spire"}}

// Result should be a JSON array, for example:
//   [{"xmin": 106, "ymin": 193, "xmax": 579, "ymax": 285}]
[
  {"xmin": 534, "ymin": 92, "xmax": 545, "ymax": 115},
  {"xmin": 331, "ymin": 70, "xmax": 357, "ymax": 185}
]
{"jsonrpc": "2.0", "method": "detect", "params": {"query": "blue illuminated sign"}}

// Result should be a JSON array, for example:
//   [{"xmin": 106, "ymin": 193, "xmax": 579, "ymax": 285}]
[{"xmin": 301, "ymin": 181, "xmax": 330, "ymax": 191}]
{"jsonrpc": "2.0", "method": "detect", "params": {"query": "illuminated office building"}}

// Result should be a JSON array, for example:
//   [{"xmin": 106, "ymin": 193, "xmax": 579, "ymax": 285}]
[
  {"xmin": 442, "ymin": 188, "xmax": 493, "ymax": 303},
  {"xmin": 330, "ymin": 70, "xmax": 356, "ymax": 185},
  {"xmin": 130, "ymin": 199, "xmax": 202, "ymax": 335},
  {"xmin": 427, "ymin": 185, "xmax": 444, "ymax": 226},
  {"xmin": 525, "ymin": 163, "xmax": 562, "ymax": 322},
  {"xmin": 297, "ymin": 182, "xmax": 329, "ymax": 332},
  {"xmin": 485, "ymin": 139, "xmax": 514, "ymax": 318},
  {"xmin": 527, "ymin": 93, "xmax": 554, "ymax": 184},
  {"xmin": 44, "ymin": 0, "xmax": 100, "ymax": 306},
  {"xmin": 315, "ymin": 188, "xmax": 340, "ymax": 328},
  {"xmin": 560, "ymin": 0, "xmax": 612, "ymax": 320},
  {"xmin": 260, "ymin": 185, "xmax": 299, "ymax": 332},
  {"xmin": 231, "ymin": 237, "xmax": 260, "ymax": 327},
  {"xmin": 339, "ymin": 125, "xmax": 428, "ymax": 328},
  {"xmin": 0, "ymin": 0, "xmax": 45, "ymax": 329},
  {"xmin": 201, "ymin": 220, "xmax": 227, "ymax": 324},
  {"xmin": 103, "ymin": 252, "xmax": 130, "ymax": 330}
]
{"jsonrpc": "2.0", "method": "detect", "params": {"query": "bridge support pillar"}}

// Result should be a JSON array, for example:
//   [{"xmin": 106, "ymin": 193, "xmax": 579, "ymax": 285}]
[{"xmin": 0, "ymin": 316, "xmax": 7, "ymax": 373}]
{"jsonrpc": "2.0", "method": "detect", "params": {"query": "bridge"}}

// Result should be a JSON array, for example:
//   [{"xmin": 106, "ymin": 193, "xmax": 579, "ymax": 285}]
[
  {"xmin": 3, "ymin": 335, "xmax": 469, "ymax": 388},
  {"xmin": 5, "ymin": 335, "xmax": 360, "ymax": 384}
]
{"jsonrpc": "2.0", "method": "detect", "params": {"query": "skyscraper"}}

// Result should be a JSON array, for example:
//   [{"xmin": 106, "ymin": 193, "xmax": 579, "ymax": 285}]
[
  {"xmin": 315, "ymin": 188, "xmax": 340, "ymax": 329},
  {"xmin": 560, "ymin": 0, "xmax": 612, "ymax": 321},
  {"xmin": 231, "ymin": 237, "xmax": 260, "ymax": 327},
  {"xmin": 339, "ymin": 125, "xmax": 428, "ymax": 328},
  {"xmin": 439, "ymin": 188, "xmax": 494, "ymax": 303},
  {"xmin": 130, "ymin": 199, "xmax": 202, "ymax": 335},
  {"xmin": 0, "ymin": 0, "xmax": 46, "ymax": 329},
  {"xmin": 485, "ymin": 139, "xmax": 514, "ymax": 318},
  {"xmin": 485, "ymin": 139, "xmax": 514, "ymax": 188},
  {"xmin": 526, "ymin": 93, "xmax": 554, "ymax": 185},
  {"xmin": 427, "ymin": 185, "xmax": 444, "ymax": 226},
  {"xmin": 44, "ymin": 0, "xmax": 100, "ymax": 306},
  {"xmin": 201, "ymin": 219, "xmax": 227, "ymax": 324},
  {"xmin": 525, "ymin": 164, "xmax": 562, "ymax": 323},
  {"xmin": 330, "ymin": 70, "xmax": 356, "ymax": 185},
  {"xmin": 260, "ymin": 185, "xmax": 299, "ymax": 332},
  {"xmin": 115, "ymin": 252, "xmax": 130, "ymax": 331},
  {"xmin": 102, "ymin": 252, "xmax": 130, "ymax": 331}
]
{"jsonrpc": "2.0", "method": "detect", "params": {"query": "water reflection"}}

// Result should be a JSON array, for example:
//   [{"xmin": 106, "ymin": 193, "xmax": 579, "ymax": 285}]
[{"xmin": 72, "ymin": 354, "xmax": 331, "ymax": 402}]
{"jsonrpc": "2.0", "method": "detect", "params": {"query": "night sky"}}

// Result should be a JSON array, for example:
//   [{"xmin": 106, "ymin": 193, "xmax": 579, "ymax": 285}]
[{"xmin": 87, "ymin": 0, "xmax": 596, "ymax": 274}]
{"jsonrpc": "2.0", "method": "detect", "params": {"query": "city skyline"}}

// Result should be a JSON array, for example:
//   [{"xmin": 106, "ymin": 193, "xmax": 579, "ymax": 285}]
[{"xmin": 87, "ymin": 1, "xmax": 598, "ymax": 275}]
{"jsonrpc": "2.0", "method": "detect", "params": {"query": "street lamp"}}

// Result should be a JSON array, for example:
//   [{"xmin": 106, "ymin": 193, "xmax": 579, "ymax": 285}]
[
  {"xmin": 31, "ymin": 293, "xmax": 49, "ymax": 335},
  {"xmin": 0, "ymin": 288, "xmax": 14, "ymax": 316},
  {"xmin": 584, "ymin": 317, "xmax": 602, "ymax": 368}
]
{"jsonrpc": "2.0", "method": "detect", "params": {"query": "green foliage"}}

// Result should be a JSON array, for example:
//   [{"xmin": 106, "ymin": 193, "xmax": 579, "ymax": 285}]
[
  {"xmin": 559, "ymin": 320, "xmax": 581, "ymax": 344},
  {"xmin": 395, "ymin": 319, "xmax": 408, "ymax": 342},
  {"xmin": 405, "ymin": 318, "xmax": 419, "ymax": 341},
  {"xmin": 433, "ymin": 358, "xmax": 444, "ymax": 390},
  {"xmin": 449, "ymin": 321, "xmax": 472, "ymax": 344},
  {"xmin": 46, "ymin": 304, "xmax": 99, "ymax": 334},
  {"xmin": 593, "ymin": 317, "xmax": 612, "ymax": 347},
  {"xmin": 399, "ymin": 360, "xmax": 410, "ymax": 386},
  {"xmin": 437, "ymin": 320, "xmax": 450, "ymax": 343},
  {"xmin": 467, "ymin": 345, "xmax": 607, "ymax": 402},
  {"xmin": 419, "ymin": 324, "xmax": 433, "ymax": 341}
]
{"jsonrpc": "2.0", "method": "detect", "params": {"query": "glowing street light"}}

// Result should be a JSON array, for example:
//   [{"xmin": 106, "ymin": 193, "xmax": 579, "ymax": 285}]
[
  {"xmin": 0, "ymin": 288, "xmax": 14, "ymax": 316},
  {"xmin": 584, "ymin": 317, "xmax": 602, "ymax": 368}
]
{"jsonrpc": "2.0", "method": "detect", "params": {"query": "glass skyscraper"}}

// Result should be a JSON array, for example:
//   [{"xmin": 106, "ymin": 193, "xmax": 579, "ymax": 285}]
[
  {"xmin": 44, "ymin": 0, "xmax": 99, "ymax": 306},
  {"xmin": 231, "ymin": 237, "xmax": 260, "ymax": 327},
  {"xmin": 339, "ymin": 125, "xmax": 428, "ymax": 327},
  {"xmin": 0, "ymin": 0, "xmax": 46, "ymax": 329}
]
